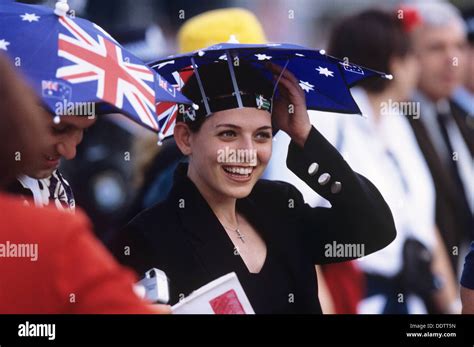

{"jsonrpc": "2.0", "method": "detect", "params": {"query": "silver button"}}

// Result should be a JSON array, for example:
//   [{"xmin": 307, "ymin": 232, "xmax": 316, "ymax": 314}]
[
  {"xmin": 307, "ymin": 162, "xmax": 319, "ymax": 176},
  {"xmin": 318, "ymin": 173, "xmax": 331, "ymax": 185},
  {"xmin": 331, "ymin": 181, "xmax": 342, "ymax": 194}
]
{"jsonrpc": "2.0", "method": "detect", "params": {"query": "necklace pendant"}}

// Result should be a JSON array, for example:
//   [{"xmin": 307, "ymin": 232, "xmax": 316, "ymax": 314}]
[{"xmin": 235, "ymin": 228, "xmax": 245, "ymax": 243}]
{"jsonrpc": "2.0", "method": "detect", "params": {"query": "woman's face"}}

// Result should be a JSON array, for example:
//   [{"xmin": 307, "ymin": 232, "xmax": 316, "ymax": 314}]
[{"xmin": 187, "ymin": 107, "xmax": 273, "ymax": 200}]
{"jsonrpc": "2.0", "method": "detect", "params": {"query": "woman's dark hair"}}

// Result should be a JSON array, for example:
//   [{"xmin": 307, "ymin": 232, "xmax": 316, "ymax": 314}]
[
  {"xmin": 327, "ymin": 9, "xmax": 411, "ymax": 93},
  {"xmin": 178, "ymin": 61, "xmax": 274, "ymax": 132}
]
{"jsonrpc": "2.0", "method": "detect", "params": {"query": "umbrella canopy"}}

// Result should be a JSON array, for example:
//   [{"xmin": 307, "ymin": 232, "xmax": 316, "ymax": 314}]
[
  {"xmin": 0, "ymin": 0, "xmax": 192, "ymax": 132},
  {"xmin": 150, "ymin": 42, "xmax": 392, "ymax": 139}
]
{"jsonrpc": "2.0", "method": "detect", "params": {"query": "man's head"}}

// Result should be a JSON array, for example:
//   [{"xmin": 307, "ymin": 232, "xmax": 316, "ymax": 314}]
[
  {"xmin": 0, "ymin": 54, "xmax": 97, "ymax": 181},
  {"xmin": 412, "ymin": 2, "xmax": 468, "ymax": 101},
  {"xmin": 22, "ymin": 111, "xmax": 96, "ymax": 179},
  {"xmin": 461, "ymin": 7, "xmax": 474, "ymax": 94}
]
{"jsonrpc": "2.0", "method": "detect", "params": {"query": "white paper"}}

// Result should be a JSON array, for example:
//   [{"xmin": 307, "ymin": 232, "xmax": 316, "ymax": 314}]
[{"xmin": 172, "ymin": 272, "xmax": 255, "ymax": 314}]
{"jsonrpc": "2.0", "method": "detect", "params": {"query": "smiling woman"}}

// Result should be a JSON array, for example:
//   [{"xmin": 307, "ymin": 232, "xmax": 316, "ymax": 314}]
[{"xmin": 108, "ymin": 61, "xmax": 397, "ymax": 314}]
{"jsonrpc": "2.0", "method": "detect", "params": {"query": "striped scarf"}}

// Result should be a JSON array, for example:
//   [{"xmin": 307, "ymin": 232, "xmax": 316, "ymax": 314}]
[{"xmin": 8, "ymin": 170, "xmax": 75, "ymax": 212}]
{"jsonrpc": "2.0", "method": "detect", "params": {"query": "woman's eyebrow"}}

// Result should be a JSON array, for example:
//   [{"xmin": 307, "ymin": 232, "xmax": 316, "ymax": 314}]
[
  {"xmin": 216, "ymin": 124, "xmax": 241, "ymax": 129},
  {"xmin": 215, "ymin": 124, "xmax": 272, "ymax": 131}
]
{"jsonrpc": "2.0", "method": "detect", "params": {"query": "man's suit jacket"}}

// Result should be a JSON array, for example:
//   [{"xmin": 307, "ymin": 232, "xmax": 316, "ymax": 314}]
[
  {"xmin": 108, "ymin": 126, "xmax": 396, "ymax": 313},
  {"xmin": 408, "ymin": 100, "xmax": 473, "ymax": 272}
]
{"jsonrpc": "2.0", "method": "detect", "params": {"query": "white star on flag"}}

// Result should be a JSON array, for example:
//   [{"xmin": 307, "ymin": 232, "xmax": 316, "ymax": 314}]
[
  {"xmin": 218, "ymin": 54, "xmax": 227, "ymax": 61},
  {"xmin": 255, "ymin": 54, "xmax": 272, "ymax": 61},
  {"xmin": 299, "ymin": 80, "xmax": 314, "ymax": 92},
  {"xmin": 316, "ymin": 66, "xmax": 334, "ymax": 77},
  {"xmin": 20, "ymin": 13, "xmax": 40, "ymax": 22},
  {"xmin": 0, "ymin": 39, "xmax": 10, "ymax": 51}
]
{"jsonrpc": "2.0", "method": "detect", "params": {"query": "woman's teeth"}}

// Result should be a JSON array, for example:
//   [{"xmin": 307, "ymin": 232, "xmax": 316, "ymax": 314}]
[{"xmin": 223, "ymin": 166, "xmax": 254, "ymax": 176}]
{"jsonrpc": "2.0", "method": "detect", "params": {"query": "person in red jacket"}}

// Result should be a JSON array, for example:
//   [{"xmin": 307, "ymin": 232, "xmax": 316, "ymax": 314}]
[
  {"xmin": 0, "ymin": 194, "xmax": 160, "ymax": 314},
  {"xmin": 0, "ymin": 54, "xmax": 169, "ymax": 314}
]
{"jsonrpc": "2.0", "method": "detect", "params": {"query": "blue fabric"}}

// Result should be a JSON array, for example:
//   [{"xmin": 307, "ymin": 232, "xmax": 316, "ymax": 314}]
[
  {"xmin": 149, "ymin": 42, "xmax": 389, "ymax": 139},
  {"xmin": 461, "ymin": 242, "xmax": 474, "ymax": 289},
  {"xmin": 0, "ymin": 1, "xmax": 191, "ymax": 132},
  {"xmin": 143, "ymin": 159, "xmax": 181, "ymax": 208},
  {"xmin": 365, "ymin": 274, "xmax": 409, "ymax": 314},
  {"xmin": 452, "ymin": 87, "xmax": 474, "ymax": 115}
]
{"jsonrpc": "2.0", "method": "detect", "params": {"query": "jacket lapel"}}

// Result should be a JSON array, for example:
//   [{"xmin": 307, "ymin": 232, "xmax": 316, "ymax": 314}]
[
  {"xmin": 168, "ymin": 164, "xmax": 302, "ymax": 284},
  {"xmin": 170, "ymin": 164, "xmax": 248, "ymax": 278},
  {"xmin": 408, "ymin": 116, "xmax": 462, "ymax": 206},
  {"xmin": 451, "ymin": 101, "xmax": 474, "ymax": 156}
]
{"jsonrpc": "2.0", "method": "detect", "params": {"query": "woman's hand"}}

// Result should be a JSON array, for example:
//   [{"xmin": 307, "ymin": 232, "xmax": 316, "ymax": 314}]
[{"xmin": 267, "ymin": 63, "xmax": 312, "ymax": 148}]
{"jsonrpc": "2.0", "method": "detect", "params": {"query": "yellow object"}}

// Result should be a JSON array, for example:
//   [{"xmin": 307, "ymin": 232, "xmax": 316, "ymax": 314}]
[{"xmin": 178, "ymin": 8, "xmax": 267, "ymax": 53}]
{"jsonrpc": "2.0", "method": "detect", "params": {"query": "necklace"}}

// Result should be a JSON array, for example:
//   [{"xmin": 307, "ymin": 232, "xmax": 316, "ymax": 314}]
[
  {"xmin": 223, "ymin": 216, "xmax": 245, "ymax": 243},
  {"xmin": 234, "ymin": 228, "xmax": 245, "ymax": 243}
]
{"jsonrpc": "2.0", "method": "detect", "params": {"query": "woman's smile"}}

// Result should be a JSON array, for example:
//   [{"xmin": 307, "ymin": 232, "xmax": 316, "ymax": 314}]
[{"xmin": 221, "ymin": 164, "xmax": 255, "ymax": 182}]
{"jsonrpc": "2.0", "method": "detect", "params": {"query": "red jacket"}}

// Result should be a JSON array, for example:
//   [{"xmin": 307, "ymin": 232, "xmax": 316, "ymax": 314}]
[{"xmin": 0, "ymin": 193, "xmax": 153, "ymax": 314}]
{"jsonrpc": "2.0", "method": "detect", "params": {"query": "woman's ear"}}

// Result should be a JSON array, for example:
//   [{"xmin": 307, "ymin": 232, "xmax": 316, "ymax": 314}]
[{"xmin": 174, "ymin": 122, "xmax": 193, "ymax": 155}]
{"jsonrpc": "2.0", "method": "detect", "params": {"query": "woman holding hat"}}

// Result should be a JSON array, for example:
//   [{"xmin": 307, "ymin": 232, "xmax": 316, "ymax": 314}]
[{"xmin": 109, "ymin": 61, "xmax": 396, "ymax": 314}]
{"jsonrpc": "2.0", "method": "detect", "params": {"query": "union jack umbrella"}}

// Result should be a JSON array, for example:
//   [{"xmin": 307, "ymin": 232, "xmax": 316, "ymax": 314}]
[
  {"xmin": 150, "ymin": 42, "xmax": 392, "ymax": 140},
  {"xmin": 0, "ymin": 0, "xmax": 192, "ymax": 132}
]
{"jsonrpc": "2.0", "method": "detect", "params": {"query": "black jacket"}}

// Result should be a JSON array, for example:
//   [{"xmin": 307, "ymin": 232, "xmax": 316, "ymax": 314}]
[
  {"xmin": 108, "ymin": 126, "xmax": 396, "ymax": 313},
  {"xmin": 408, "ymin": 100, "xmax": 473, "ymax": 273}
]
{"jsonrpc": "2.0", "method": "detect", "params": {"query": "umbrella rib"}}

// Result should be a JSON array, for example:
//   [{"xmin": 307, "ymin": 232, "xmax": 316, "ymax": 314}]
[
  {"xmin": 190, "ymin": 56, "xmax": 211, "ymax": 115},
  {"xmin": 271, "ymin": 58, "xmax": 290, "ymax": 114},
  {"xmin": 225, "ymin": 50, "xmax": 243, "ymax": 108}
]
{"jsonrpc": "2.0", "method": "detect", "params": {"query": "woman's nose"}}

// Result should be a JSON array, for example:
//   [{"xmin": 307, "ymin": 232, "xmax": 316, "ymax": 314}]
[{"xmin": 239, "ymin": 134, "xmax": 255, "ymax": 151}]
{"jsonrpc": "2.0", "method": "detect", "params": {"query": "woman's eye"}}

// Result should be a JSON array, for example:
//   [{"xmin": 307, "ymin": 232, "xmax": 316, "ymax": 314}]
[
  {"xmin": 218, "ymin": 130, "xmax": 236, "ymax": 138},
  {"xmin": 255, "ymin": 132, "xmax": 271, "ymax": 140}
]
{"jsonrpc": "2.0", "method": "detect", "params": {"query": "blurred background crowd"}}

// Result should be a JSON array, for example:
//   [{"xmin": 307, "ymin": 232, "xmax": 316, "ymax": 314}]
[{"xmin": 3, "ymin": 0, "xmax": 473, "ymax": 314}]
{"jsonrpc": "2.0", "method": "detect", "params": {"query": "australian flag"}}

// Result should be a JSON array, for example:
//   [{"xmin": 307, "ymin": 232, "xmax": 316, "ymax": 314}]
[{"xmin": 0, "ymin": 1, "xmax": 191, "ymax": 132}]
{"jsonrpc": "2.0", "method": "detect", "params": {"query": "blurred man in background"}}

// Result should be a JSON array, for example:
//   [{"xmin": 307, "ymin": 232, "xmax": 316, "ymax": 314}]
[
  {"xmin": 452, "ymin": 7, "xmax": 474, "ymax": 115},
  {"xmin": 456, "ymin": 6, "xmax": 474, "ymax": 316},
  {"xmin": 409, "ymin": 1, "xmax": 473, "ymax": 275}
]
